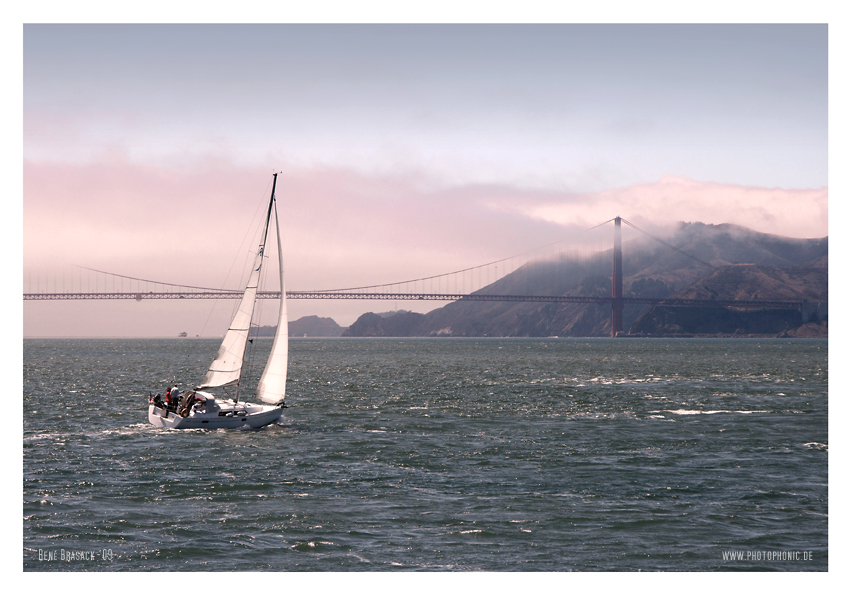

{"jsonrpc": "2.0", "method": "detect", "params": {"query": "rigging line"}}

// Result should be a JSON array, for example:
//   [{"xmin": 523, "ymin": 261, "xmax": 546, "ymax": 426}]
[
  {"xmin": 620, "ymin": 218, "xmax": 716, "ymax": 269},
  {"xmin": 216, "ymin": 177, "xmax": 275, "ymax": 314},
  {"xmin": 200, "ymin": 176, "xmax": 275, "ymax": 342}
]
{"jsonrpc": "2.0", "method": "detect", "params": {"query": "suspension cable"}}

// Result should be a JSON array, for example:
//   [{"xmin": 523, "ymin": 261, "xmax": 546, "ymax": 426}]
[
  {"xmin": 73, "ymin": 265, "xmax": 229, "ymax": 292},
  {"xmin": 313, "ymin": 234, "xmax": 580, "ymax": 292},
  {"xmin": 620, "ymin": 219, "xmax": 715, "ymax": 269}
]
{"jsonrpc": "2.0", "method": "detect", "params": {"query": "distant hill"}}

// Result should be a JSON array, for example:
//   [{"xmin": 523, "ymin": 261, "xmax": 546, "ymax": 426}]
[
  {"xmin": 656, "ymin": 261, "xmax": 827, "ymax": 302},
  {"xmin": 343, "ymin": 222, "xmax": 827, "ymax": 338},
  {"xmin": 253, "ymin": 315, "xmax": 346, "ymax": 338},
  {"xmin": 342, "ymin": 311, "xmax": 427, "ymax": 337}
]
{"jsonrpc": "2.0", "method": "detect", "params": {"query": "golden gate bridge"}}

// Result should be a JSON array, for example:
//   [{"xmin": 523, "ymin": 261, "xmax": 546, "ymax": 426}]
[{"xmin": 23, "ymin": 217, "xmax": 815, "ymax": 336}]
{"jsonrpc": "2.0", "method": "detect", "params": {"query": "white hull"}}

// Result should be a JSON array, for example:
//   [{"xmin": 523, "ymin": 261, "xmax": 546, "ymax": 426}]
[{"xmin": 148, "ymin": 397, "xmax": 283, "ymax": 429}]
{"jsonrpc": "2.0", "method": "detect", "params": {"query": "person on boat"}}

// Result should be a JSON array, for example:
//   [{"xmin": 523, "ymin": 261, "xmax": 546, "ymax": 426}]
[{"xmin": 165, "ymin": 387, "xmax": 179, "ymax": 412}]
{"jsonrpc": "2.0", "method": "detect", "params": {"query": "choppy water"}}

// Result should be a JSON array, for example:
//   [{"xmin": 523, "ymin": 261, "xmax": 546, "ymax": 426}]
[{"xmin": 23, "ymin": 338, "xmax": 827, "ymax": 571}]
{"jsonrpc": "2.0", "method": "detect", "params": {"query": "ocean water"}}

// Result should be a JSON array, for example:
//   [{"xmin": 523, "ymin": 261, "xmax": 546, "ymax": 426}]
[{"xmin": 23, "ymin": 338, "xmax": 828, "ymax": 571}]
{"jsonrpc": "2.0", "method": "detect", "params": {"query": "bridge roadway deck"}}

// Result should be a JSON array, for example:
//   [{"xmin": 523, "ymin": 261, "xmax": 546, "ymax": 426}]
[{"xmin": 23, "ymin": 291, "xmax": 806, "ymax": 310}]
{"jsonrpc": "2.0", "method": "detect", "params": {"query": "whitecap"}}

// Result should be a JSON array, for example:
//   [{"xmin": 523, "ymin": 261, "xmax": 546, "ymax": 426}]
[{"xmin": 804, "ymin": 442, "xmax": 828, "ymax": 451}]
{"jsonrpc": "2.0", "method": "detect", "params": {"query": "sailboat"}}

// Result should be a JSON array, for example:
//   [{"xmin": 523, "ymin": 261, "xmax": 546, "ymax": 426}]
[{"xmin": 148, "ymin": 174, "xmax": 288, "ymax": 429}]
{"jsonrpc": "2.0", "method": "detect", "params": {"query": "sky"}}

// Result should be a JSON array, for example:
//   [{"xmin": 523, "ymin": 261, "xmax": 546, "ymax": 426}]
[{"xmin": 19, "ymin": 21, "xmax": 832, "ymax": 337}]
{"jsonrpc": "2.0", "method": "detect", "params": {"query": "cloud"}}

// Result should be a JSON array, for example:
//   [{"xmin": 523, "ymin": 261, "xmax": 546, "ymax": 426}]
[
  {"xmin": 513, "ymin": 175, "xmax": 827, "ymax": 239},
  {"xmin": 25, "ymin": 160, "xmax": 827, "ymax": 283}
]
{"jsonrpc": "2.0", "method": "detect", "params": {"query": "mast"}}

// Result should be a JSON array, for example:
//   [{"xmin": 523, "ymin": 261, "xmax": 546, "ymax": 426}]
[
  {"xmin": 235, "ymin": 173, "xmax": 278, "ymax": 403},
  {"xmin": 198, "ymin": 174, "xmax": 278, "ymax": 400}
]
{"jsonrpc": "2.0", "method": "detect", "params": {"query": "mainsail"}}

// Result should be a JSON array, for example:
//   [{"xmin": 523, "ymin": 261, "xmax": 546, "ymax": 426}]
[{"xmin": 198, "ymin": 175, "xmax": 279, "ymax": 392}]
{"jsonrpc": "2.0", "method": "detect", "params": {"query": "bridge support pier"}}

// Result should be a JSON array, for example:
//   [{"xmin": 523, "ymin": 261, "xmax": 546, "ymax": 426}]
[{"xmin": 611, "ymin": 216, "xmax": 623, "ymax": 337}]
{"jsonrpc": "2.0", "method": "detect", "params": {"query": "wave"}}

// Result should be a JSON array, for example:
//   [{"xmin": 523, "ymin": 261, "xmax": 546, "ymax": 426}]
[{"xmin": 661, "ymin": 409, "xmax": 770, "ymax": 415}]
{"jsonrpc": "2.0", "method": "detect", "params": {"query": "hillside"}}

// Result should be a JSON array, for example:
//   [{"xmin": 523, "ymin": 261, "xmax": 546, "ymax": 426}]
[
  {"xmin": 343, "ymin": 222, "xmax": 828, "ymax": 338},
  {"xmin": 630, "ymin": 261, "xmax": 827, "ymax": 336}
]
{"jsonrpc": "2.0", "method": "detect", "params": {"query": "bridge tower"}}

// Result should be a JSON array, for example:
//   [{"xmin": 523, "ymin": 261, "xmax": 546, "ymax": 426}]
[{"xmin": 611, "ymin": 216, "xmax": 623, "ymax": 336}]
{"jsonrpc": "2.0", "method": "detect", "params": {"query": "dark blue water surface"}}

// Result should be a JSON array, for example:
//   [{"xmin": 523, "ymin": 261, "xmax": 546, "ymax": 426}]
[{"xmin": 23, "ymin": 338, "xmax": 827, "ymax": 571}]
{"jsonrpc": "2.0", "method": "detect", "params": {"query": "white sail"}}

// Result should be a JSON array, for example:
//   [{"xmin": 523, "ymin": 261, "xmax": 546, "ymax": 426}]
[
  {"xmin": 198, "ymin": 246, "xmax": 266, "ymax": 389},
  {"xmin": 255, "ymin": 203, "xmax": 288, "ymax": 404}
]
